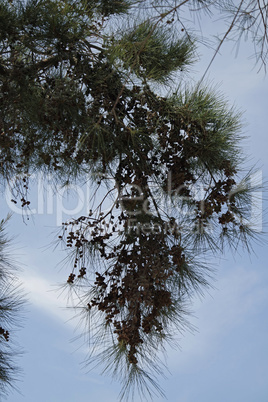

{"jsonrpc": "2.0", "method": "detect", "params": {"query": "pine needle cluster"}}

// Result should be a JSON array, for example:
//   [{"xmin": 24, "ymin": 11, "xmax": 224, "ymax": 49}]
[
  {"xmin": 0, "ymin": 0, "xmax": 265, "ymax": 400},
  {"xmin": 0, "ymin": 216, "xmax": 25, "ymax": 398}
]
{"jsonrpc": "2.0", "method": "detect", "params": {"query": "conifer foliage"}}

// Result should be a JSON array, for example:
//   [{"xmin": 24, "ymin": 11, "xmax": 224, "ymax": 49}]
[
  {"xmin": 0, "ymin": 0, "xmax": 266, "ymax": 400},
  {"xmin": 0, "ymin": 216, "xmax": 25, "ymax": 397}
]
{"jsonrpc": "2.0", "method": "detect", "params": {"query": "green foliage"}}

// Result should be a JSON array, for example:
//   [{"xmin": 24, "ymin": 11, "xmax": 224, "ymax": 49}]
[
  {"xmin": 0, "ymin": 0, "xmax": 266, "ymax": 400},
  {"xmin": 83, "ymin": 0, "xmax": 134, "ymax": 16},
  {"xmin": 0, "ymin": 216, "xmax": 25, "ymax": 397},
  {"xmin": 110, "ymin": 22, "xmax": 196, "ymax": 82}
]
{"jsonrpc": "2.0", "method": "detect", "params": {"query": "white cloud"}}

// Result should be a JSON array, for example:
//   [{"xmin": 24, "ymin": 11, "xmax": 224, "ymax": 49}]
[{"xmin": 18, "ymin": 267, "xmax": 79, "ymax": 328}]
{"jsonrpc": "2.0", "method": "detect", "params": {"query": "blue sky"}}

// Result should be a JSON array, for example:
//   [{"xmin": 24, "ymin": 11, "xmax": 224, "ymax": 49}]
[{"xmin": 1, "ymin": 21, "xmax": 268, "ymax": 402}]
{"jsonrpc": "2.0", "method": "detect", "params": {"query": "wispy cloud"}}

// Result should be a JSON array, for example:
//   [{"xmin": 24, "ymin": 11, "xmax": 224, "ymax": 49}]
[{"xmin": 18, "ymin": 267, "xmax": 79, "ymax": 328}]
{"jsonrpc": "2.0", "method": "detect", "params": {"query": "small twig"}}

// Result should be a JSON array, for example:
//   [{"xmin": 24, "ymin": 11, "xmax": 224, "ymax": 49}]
[{"xmin": 197, "ymin": 0, "xmax": 245, "ymax": 87}]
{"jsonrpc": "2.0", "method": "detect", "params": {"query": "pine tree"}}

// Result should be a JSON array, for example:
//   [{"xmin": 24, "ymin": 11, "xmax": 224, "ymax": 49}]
[
  {"xmin": 0, "ymin": 0, "xmax": 266, "ymax": 400},
  {"xmin": 0, "ymin": 216, "xmax": 25, "ymax": 398}
]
